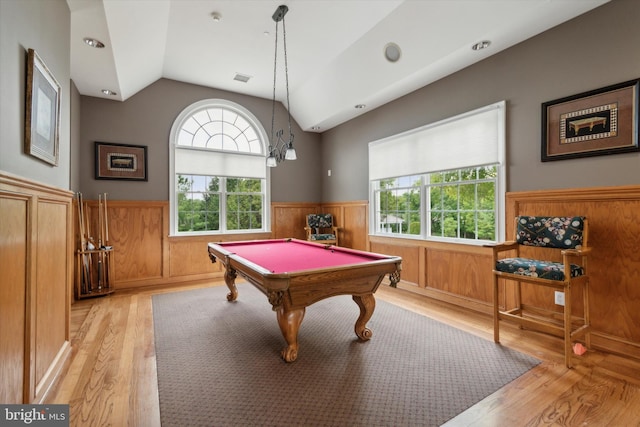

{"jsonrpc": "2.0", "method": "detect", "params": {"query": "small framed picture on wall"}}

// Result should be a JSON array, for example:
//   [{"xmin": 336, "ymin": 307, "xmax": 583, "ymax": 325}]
[{"xmin": 95, "ymin": 141, "xmax": 148, "ymax": 181}]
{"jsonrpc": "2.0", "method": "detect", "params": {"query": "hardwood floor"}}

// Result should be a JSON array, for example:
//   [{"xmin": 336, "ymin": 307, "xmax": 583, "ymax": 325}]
[{"xmin": 49, "ymin": 280, "xmax": 640, "ymax": 426}]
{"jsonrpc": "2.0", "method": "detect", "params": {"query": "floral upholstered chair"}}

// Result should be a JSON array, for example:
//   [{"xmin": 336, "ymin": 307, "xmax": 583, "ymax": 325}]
[
  {"xmin": 487, "ymin": 216, "xmax": 591, "ymax": 368},
  {"xmin": 305, "ymin": 214, "xmax": 339, "ymax": 246}
]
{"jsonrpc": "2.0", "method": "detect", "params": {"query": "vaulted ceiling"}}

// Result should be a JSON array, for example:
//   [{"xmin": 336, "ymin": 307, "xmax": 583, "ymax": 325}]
[{"xmin": 67, "ymin": 0, "xmax": 609, "ymax": 131}]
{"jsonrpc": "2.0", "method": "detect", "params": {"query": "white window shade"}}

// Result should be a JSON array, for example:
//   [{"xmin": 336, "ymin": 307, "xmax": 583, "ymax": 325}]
[
  {"xmin": 369, "ymin": 101, "xmax": 505, "ymax": 181},
  {"xmin": 175, "ymin": 147, "xmax": 266, "ymax": 179}
]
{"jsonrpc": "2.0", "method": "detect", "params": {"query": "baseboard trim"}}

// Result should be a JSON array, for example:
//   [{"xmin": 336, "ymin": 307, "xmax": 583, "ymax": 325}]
[{"xmin": 34, "ymin": 341, "xmax": 72, "ymax": 404}]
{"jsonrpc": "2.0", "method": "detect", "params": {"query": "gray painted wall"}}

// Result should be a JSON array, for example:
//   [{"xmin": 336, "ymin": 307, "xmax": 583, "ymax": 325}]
[
  {"xmin": 321, "ymin": 0, "xmax": 640, "ymax": 202},
  {"xmin": 78, "ymin": 78, "xmax": 322, "ymax": 202},
  {"xmin": 0, "ymin": 0, "xmax": 71, "ymax": 190}
]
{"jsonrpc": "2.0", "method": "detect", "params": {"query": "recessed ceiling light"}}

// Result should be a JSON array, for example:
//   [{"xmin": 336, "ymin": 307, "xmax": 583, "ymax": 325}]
[
  {"xmin": 311, "ymin": 126, "xmax": 321, "ymax": 131},
  {"xmin": 101, "ymin": 89, "xmax": 117, "ymax": 96},
  {"xmin": 83, "ymin": 37, "xmax": 105, "ymax": 48},
  {"xmin": 355, "ymin": 104, "xmax": 366, "ymax": 109},
  {"xmin": 384, "ymin": 42, "xmax": 402, "ymax": 63},
  {"xmin": 472, "ymin": 40, "xmax": 491, "ymax": 51},
  {"xmin": 211, "ymin": 12, "xmax": 222, "ymax": 22}
]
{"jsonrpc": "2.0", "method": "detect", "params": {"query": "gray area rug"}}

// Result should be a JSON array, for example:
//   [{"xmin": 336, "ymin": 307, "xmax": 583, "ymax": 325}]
[{"xmin": 152, "ymin": 284, "xmax": 540, "ymax": 426}]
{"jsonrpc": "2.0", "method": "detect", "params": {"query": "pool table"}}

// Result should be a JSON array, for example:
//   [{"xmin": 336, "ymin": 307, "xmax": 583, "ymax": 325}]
[
  {"xmin": 569, "ymin": 116, "xmax": 608, "ymax": 135},
  {"xmin": 207, "ymin": 238, "xmax": 402, "ymax": 362}
]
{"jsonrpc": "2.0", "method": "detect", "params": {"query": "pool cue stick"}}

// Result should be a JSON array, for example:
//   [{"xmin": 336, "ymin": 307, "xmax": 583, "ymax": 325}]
[
  {"xmin": 76, "ymin": 193, "xmax": 88, "ymax": 295},
  {"xmin": 84, "ymin": 198, "xmax": 94, "ymax": 249},
  {"xmin": 103, "ymin": 193, "xmax": 109, "ymax": 245},
  {"xmin": 98, "ymin": 193, "xmax": 103, "ymax": 248},
  {"xmin": 102, "ymin": 192, "xmax": 110, "ymax": 289},
  {"xmin": 97, "ymin": 250, "xmax": 103, "ymax": 290},
  {"xmin": 97, "ymin": 194, "xmax": 103, "ymax": 290},
  {"xmin": 84, "ymin": 198, "xmax": 93, "ymax": 292},
  {"xmin": 79, "ymin": 193, "xmax": 90, "ymax": 293},
  {"xmin": 82, "ymin": 194, "xmax": 93, "ymax": 293}
]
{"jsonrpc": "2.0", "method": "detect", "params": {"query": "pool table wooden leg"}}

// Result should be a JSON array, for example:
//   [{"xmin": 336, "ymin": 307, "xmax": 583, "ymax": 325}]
[
  {"xmin": 276, "ymin": 307, "xmax": 305, "ymax": 362},
  {"xmin": 353, "ymin": 294, "xmax": 375, "ymax": 340},
  {"xmin": 224, "ymin": 267, "xmax": 238, "ymax": 302}
]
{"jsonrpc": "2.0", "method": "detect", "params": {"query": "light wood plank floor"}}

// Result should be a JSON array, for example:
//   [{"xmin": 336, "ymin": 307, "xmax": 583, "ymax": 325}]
[{"xmin": 49, "ymin": 280, "xmax": 640, "ymax": 426}]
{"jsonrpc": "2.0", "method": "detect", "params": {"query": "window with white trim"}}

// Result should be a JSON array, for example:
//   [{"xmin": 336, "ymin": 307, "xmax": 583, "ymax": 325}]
[
  {"xmin": 169, "ymin": 99, "xmax": 270, "ymax": 235},
  {"xmin": 369, "ymin": 101, "xmax": 506, "ymax": 243}
]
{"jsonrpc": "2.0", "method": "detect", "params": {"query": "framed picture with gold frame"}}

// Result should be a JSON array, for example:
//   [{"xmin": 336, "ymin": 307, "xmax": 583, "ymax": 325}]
[
  {"xmin": 95, "ymin": 141, "xmax": 148, "ymax": 181},
  {"xmin": 25, "ymin": 48, "xmax": 61, "ymax": 166},
  {"xmin": 541, "ymin": 79, "xmax": 639, "ymax": 161}
]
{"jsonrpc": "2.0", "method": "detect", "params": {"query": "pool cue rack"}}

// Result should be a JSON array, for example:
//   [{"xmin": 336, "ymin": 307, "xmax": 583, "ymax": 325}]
[{"xmin": 75, "ymin": 192, "xmax": 115, "ymax": 299}]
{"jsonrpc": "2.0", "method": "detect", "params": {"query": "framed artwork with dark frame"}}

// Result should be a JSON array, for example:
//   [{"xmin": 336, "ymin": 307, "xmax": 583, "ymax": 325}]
[
  {"xmin": 541, "ymin": 78, "xmax": 639, "ymax": 161},
  {"xmin": 95, "ymin": 141, "xmax": 148, "ymax": 181},
  {"xmin": 25, "ymin": 48, "xmax": 61, "ymax": 166}
]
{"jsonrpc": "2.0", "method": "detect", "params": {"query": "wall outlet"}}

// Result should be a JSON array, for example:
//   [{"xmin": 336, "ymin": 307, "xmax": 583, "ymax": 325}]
[{"xmin": 554, "ymin": 291, "xmax": 565, "ymax": 306}]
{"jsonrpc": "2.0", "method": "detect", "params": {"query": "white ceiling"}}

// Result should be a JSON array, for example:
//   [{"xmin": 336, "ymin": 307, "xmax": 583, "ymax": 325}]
[{"xmin": 67, "ymin": 0, "xmax": 609, "ymax": 132}]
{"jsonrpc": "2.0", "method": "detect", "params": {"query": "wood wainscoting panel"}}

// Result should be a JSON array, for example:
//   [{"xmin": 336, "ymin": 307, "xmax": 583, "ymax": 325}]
[
  {"xmin": 169, "ymin": 237, "xmax": 222, "ymax": 277},
  {"xmin": 426, "ymin": 245, "xmax": 493, "ymax": 303},
  {"xmin": 34, "ymin": 198, "xmax": 72, "ymax": 402},
  {"xmin": 323, "ymin": 201, "xmax": 368, "ymax": 251},
  {"xmin": 506, "ymin": 185, "xmax": 640, "ymax": 359},
  {"xmin": 0, "ymin": 172, "xmax": 72, "ymax": 403},
  {"xmin": 168, "ymin": 233, "xmax": 273, "ymax": 278},
  {"xmin": 369, "ymin": 238, "xmax": 422, "ymax": 286},
  {"xmin": 271, "ymin": 202, "xmax": 319, "ymax": 240},
  {"xmin": 271, "ymin": 201, "xmax": 368, "ymax": 248},
  {"xmin": 342, "ymin": 204, "xmax": 367, "ymax": 251},
  {"xmin": 0, "ymin": 194, "xmax": 29, "ymax": 404},
  {"xmin": 104, "ymin": 201, "xmax": 166, "ymax": 283},
  {"xmin": 369, "ymin": 237, "xmax": 493, "ymax": 311}
]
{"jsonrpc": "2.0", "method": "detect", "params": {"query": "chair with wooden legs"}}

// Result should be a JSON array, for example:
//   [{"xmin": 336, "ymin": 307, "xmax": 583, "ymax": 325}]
[
  {"xmin": 305, "ymin": 213, "xmax": 340, "ymax": 246},
  {"xmin": 487, "ymin": 216, "xmax": 591, "ymax": 368}
]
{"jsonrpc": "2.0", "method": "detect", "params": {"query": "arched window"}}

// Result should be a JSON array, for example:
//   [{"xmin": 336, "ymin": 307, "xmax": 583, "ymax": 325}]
[{"xmin": 169, "ymin": 99, "xmax": 270, "ymax": 235}]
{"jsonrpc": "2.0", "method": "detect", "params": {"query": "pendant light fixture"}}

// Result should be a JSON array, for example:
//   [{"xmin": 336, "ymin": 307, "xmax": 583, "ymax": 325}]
[{"xmin": 267, "ymin": 5, "xmax": 297, "ymax": 167}]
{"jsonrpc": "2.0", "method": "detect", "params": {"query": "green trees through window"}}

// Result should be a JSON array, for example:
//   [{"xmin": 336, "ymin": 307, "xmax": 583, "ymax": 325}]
[
  {"xmin": 377, "ymin": 176, "xmax": 421, "ymax": 235},
  {"xmin": 177, "ymin": 175, "xmax": 263, "ymax": 232},
  {"xmin": 226, "ymin": 177, "xmax": 263, "ymax": 231},
  {"xmin": 374, "ymin": 166, "xmax": 497, "ymax": 241},
  {"xmin": 428, "ymin": 166, "xmax": 496, "ymax": 240}
]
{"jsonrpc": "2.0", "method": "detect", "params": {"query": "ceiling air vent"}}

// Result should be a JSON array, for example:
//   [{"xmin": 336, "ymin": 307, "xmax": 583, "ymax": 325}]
[{"xmin": 233, "ymin": 73, "xmax": 251, "ymax": 83}]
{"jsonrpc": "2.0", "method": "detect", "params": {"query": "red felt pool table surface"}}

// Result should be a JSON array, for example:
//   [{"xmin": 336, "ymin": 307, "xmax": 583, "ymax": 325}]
[{"xmin": 217, "ymin": 238, "xmax": 389, "ymax": 274}]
